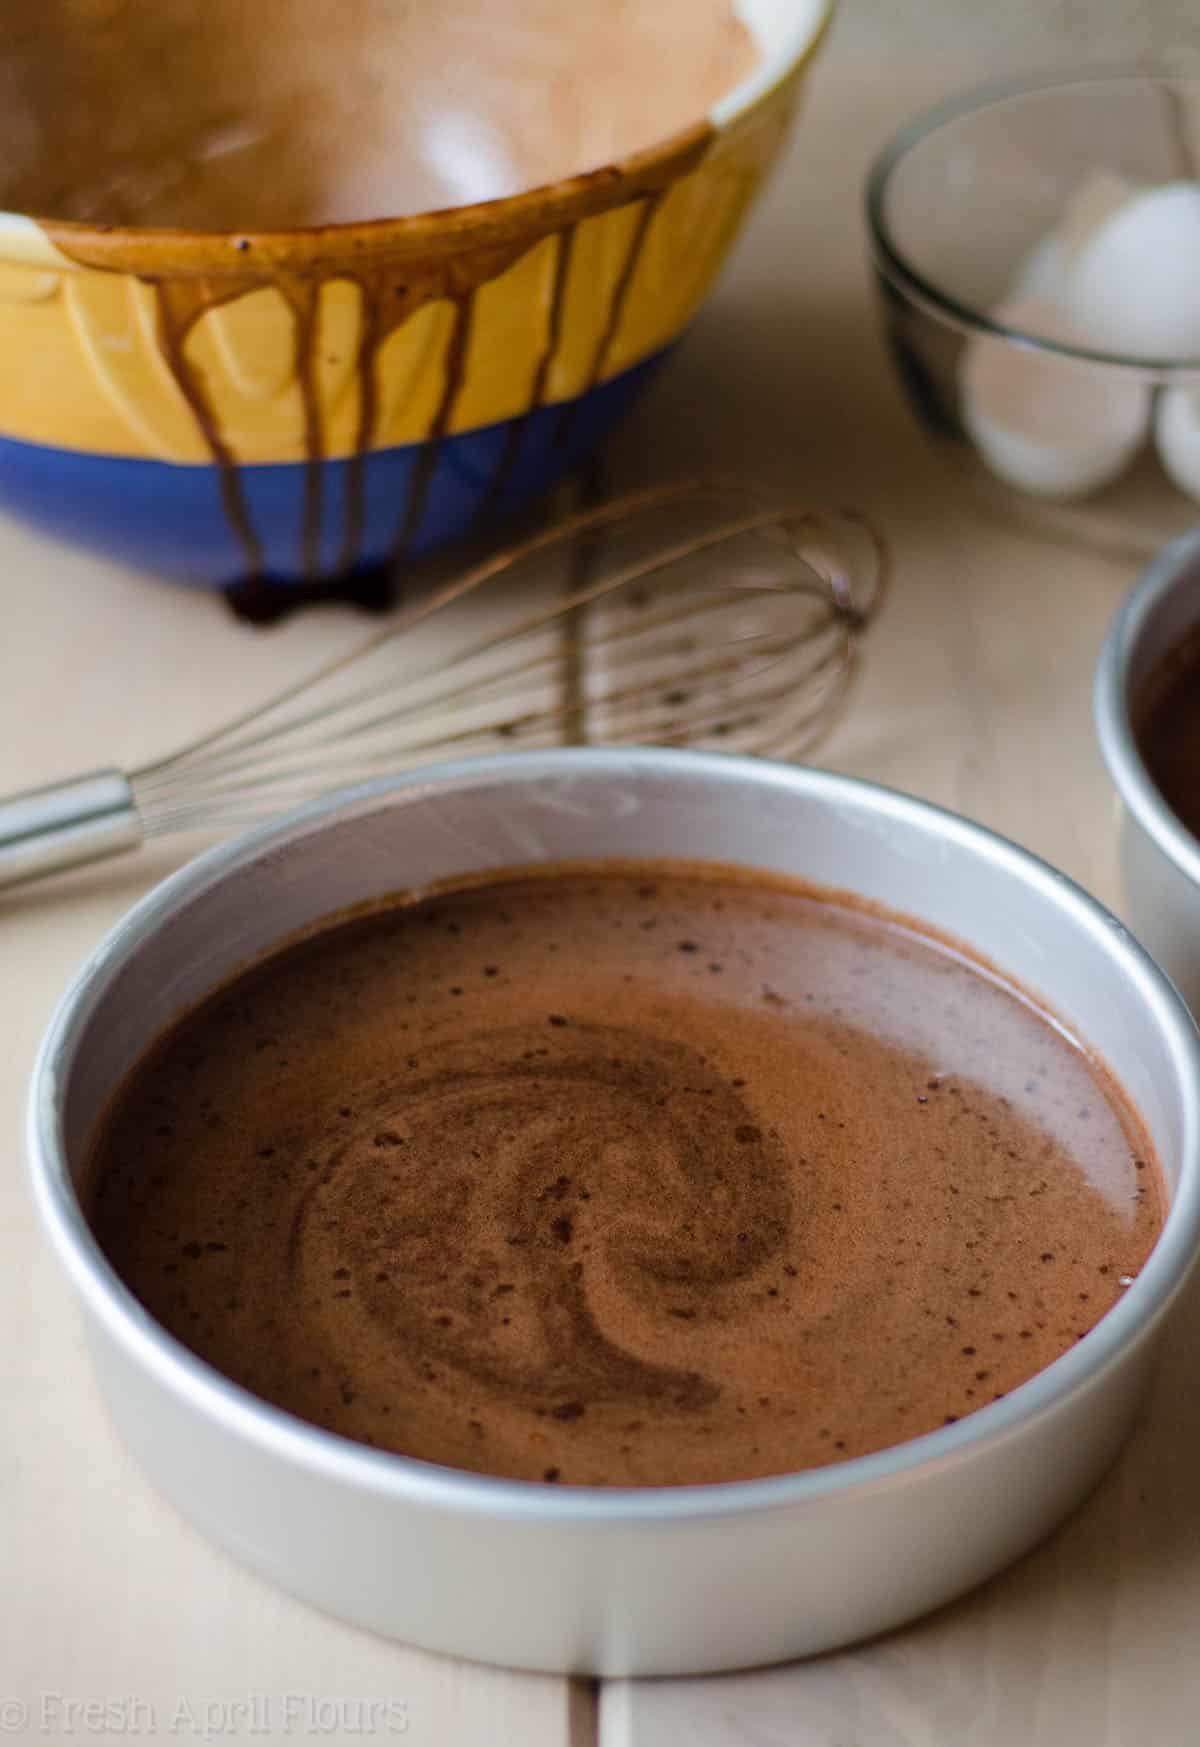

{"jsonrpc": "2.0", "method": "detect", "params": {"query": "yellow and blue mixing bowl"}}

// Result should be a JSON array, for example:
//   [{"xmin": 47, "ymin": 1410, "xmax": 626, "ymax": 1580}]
[{"xmin": 0, "ymin": 1, "xmax": 831, "ymax": 592}]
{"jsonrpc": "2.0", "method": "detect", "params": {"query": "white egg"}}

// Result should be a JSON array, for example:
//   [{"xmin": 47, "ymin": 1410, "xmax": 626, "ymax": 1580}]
[
  {"xmin": 1007, "ymin": 172, "xmax": 1139, "ymax": 305},
  {"xmin": 960, "ymin": 295, "xmax": 1151, "ymax": 500},
  {"xmin": 1009, "ymin": 233, "xmax": 1066, "ymax": 302},
  {"xmin": 1155, "ymin": 384, "xmax": 1200, "ymax": 500},
  {"xmin": 1065, "ymin": 181, "xmax": 1200, "ymax": 358},
  {"xmin": 1058, "ymin": 169, "xmax": 1141, "ymax": 264}
]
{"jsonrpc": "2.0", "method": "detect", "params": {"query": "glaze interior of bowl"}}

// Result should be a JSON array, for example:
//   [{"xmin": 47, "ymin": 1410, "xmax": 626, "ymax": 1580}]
[{"xmin": 0, "ymin": 0, "xmax": 760, "ymax": 229}]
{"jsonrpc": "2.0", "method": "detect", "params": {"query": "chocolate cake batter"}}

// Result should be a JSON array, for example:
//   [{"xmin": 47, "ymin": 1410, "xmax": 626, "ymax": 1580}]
[
  {"xmin": 0, "ymin": 0, "xmax": 759, "ymax": 228},
  {"xmin": 1137, "ymin": 624, "xmax": 1200, "ymax": 845},
  {"xmin": 89, "ymin": 864, "xmax": 1163, "ymax": 1487}
]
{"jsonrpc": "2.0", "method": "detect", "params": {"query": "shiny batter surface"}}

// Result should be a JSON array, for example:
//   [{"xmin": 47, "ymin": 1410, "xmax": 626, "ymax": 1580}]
[
  {"xmin": 1138, "ymin": 624, "xmax": 1200, "ymax": 846},
  {"xmin": 89, "ymin": 865, "xmax": 1163, "ymax": 1487}
]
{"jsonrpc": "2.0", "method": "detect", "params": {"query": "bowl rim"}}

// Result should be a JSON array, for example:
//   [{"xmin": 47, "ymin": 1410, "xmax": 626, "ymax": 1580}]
[
  {"xmin": 0, "ymin": 0, "xmax": 833, "ymax": 276},
  {"xmin": 865, "ymin": 64, "xmax": 1200, "ymax": 376},
  {"xmin": 26, "ymin": 746, "xmax": 1200, "ymax": 1525},
  {"xmin": 1095, "ymin": 524, "xmax": 1200, "ymax": 886}
]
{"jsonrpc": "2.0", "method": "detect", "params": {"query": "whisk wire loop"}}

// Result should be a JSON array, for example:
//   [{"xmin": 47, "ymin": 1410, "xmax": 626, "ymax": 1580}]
[{"xmin": 0, "ymin": 479, "xmax": 887, "ymax": 887}]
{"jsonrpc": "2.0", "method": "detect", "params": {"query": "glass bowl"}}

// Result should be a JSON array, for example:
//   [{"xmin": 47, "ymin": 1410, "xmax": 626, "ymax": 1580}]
[{"xmin": 866, "ymin": 70, "xmax": 1200, "ymax": 556}]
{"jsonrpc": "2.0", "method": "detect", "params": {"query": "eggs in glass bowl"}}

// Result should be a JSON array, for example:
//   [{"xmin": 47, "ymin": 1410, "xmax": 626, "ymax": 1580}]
[{"xmin": 867, "ymin": 70, "xmax": 1200, "ymax": 556}]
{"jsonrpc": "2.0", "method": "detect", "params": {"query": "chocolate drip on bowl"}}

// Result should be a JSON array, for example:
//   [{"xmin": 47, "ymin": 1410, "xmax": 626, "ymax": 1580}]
[{"xmin": 14, "ymin": 0, "xmax": 741, "ymax": 607}]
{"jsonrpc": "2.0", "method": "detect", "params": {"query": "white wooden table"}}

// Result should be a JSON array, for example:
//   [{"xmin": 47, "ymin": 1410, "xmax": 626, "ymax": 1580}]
[{"xmin": 5, "ymin": 3, "xmax": 1200, "ymax": 1742}]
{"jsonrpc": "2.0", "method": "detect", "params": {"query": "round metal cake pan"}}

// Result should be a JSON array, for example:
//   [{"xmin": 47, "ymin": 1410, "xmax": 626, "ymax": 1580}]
[{"xmin": 27, "ymin": 748, "xmax": 1200, "ymax": 1674}]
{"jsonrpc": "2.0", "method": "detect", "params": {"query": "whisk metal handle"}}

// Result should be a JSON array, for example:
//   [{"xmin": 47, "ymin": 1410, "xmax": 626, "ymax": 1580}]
[{"xmin": 0, "ymin": 770, "xmax": 142, "ymax": 890}]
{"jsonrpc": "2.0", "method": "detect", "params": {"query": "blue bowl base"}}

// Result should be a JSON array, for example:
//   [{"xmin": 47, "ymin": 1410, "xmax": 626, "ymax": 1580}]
[{"xmin": 0, "ymin": 350, "xmax": 670, "ymax": 598}]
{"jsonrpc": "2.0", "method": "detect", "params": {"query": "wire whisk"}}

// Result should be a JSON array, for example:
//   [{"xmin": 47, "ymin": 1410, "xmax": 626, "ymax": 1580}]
[{"xmin": 0, "ymin": 479, "xmax": 887, "ymax": 890}]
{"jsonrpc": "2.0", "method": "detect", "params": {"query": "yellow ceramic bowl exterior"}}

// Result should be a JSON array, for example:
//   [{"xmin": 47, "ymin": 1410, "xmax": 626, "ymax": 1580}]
[
  {"xmin": 0, "ymin": 6, "xmax": 832, "ymax": 588},
  {"xmin": 1, "ymin": 115, "xmax": 779, "ymax": 465}
]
